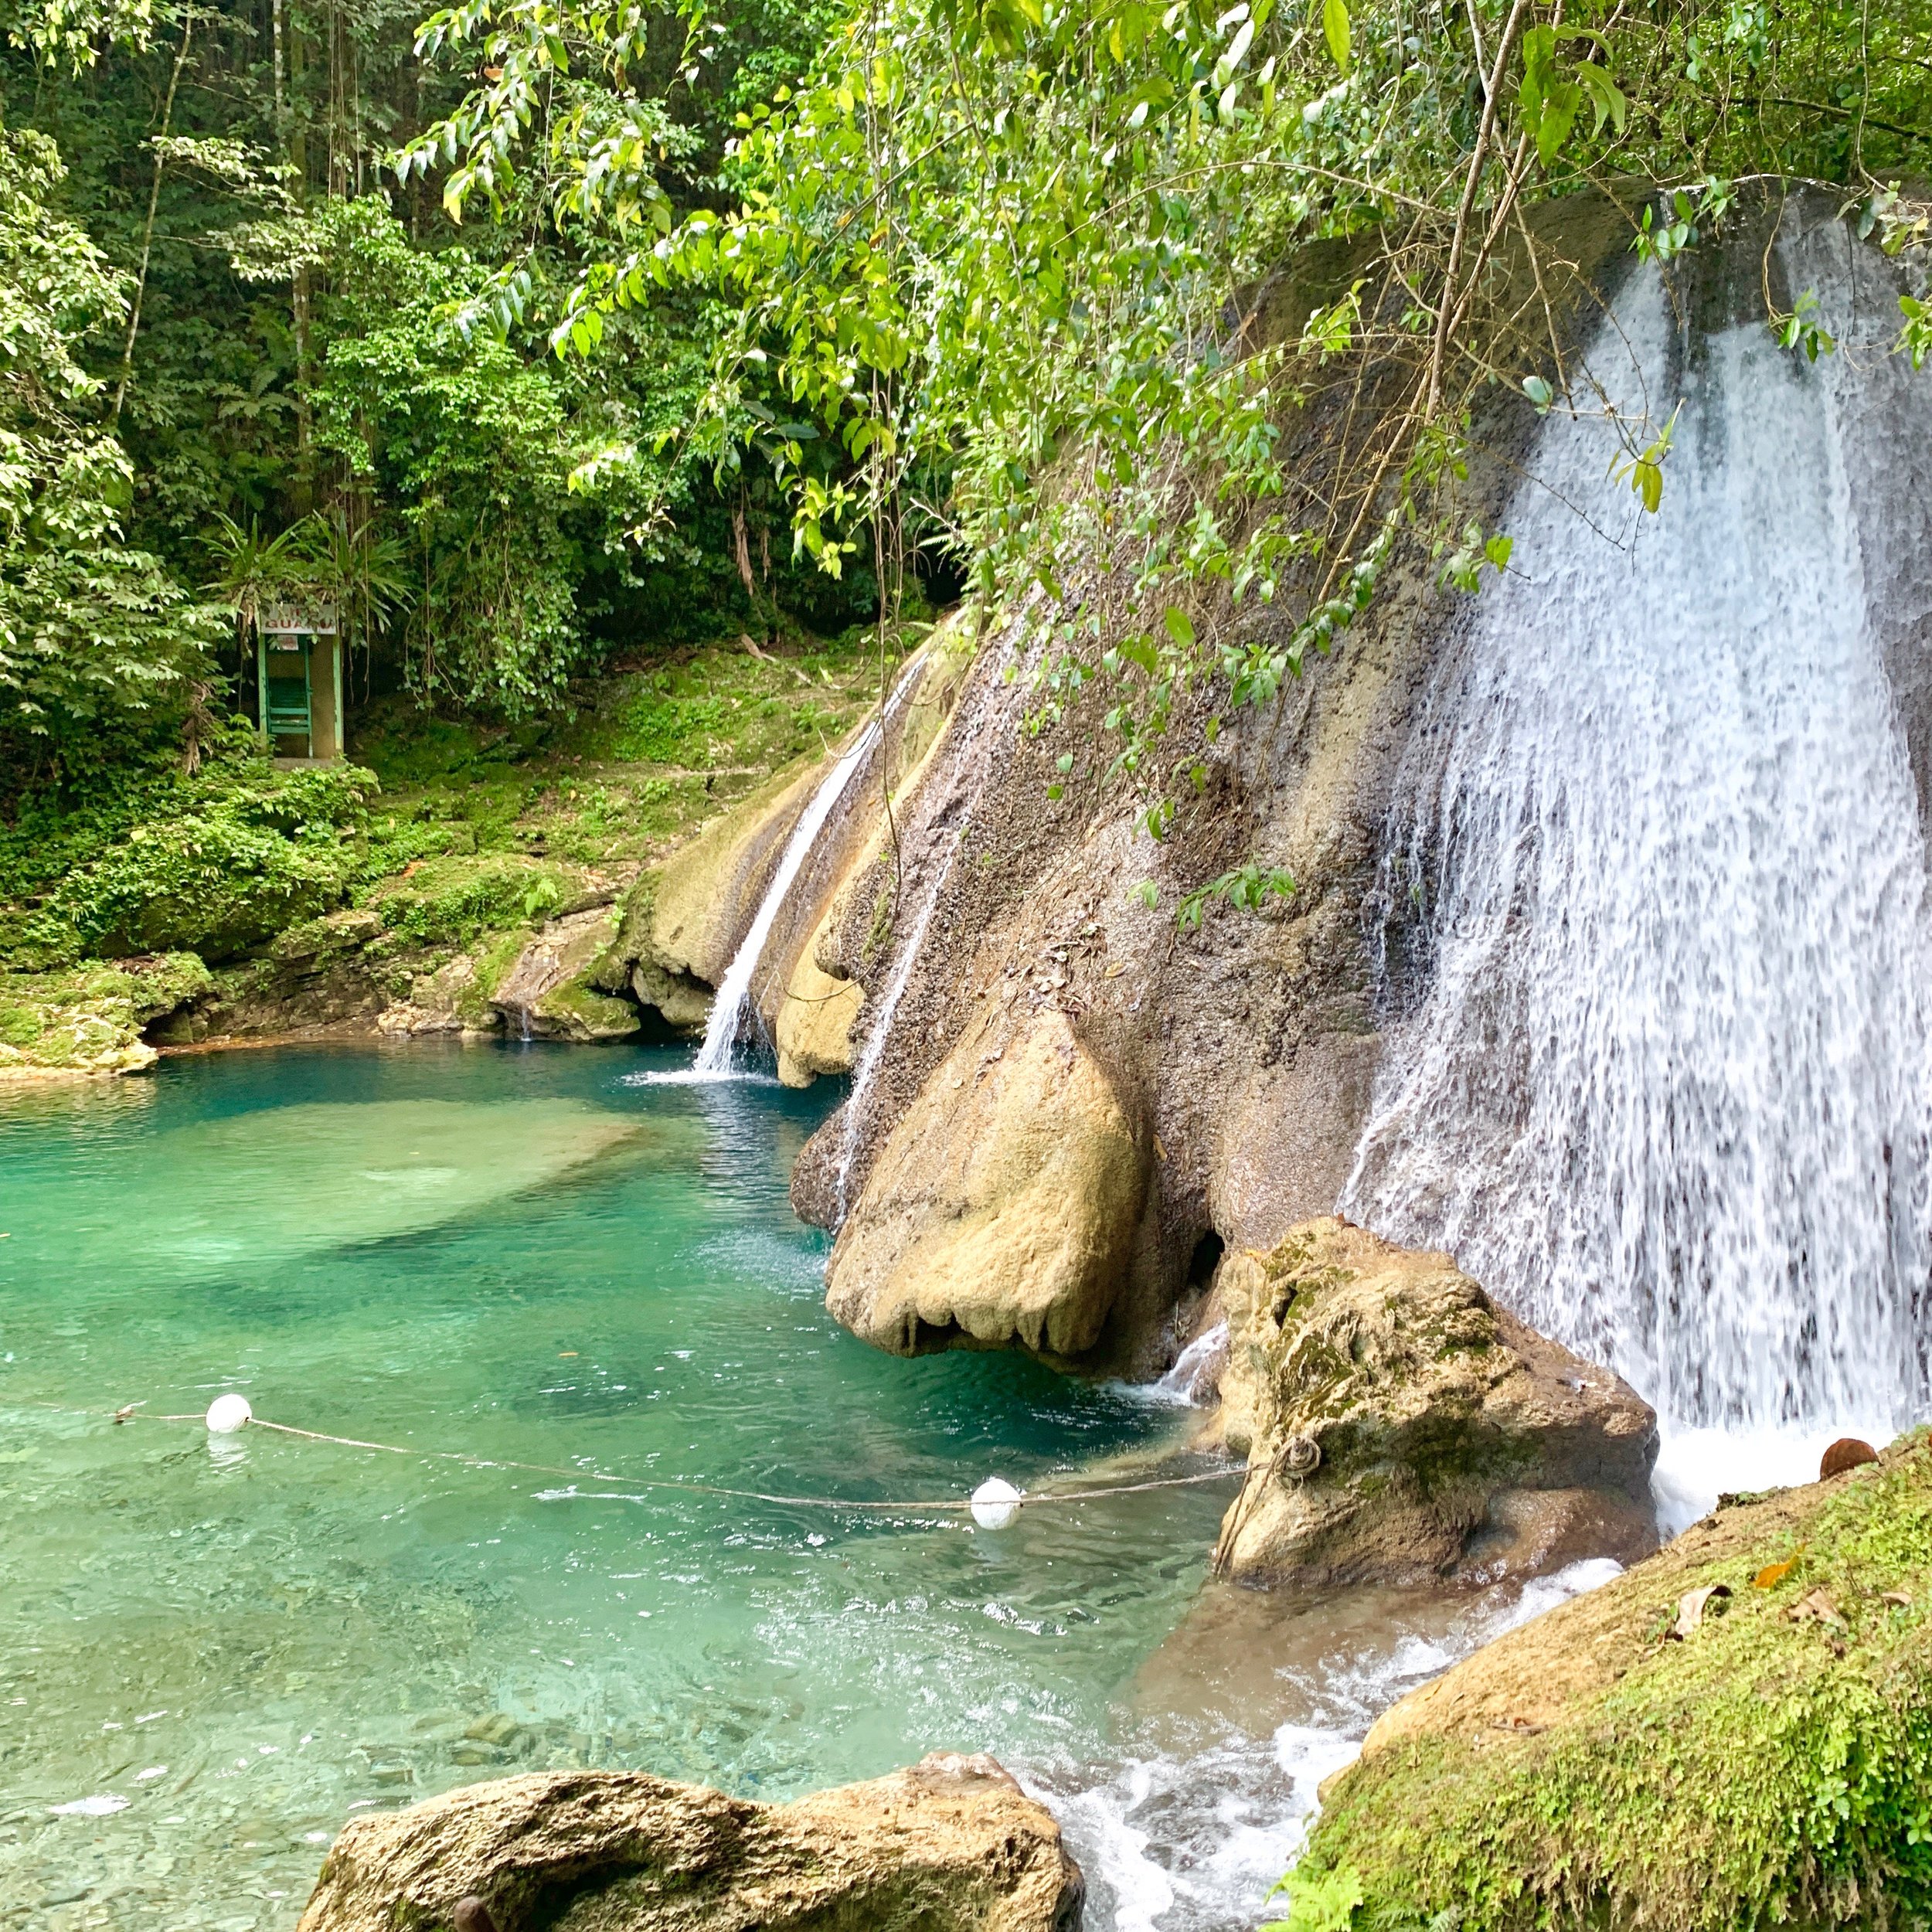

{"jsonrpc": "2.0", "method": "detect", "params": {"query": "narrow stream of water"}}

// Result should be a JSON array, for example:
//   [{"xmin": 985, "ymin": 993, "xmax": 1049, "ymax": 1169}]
[{"xmin": 0, "ymin": 1042, "xmax": 1617, "ymax": 1932}]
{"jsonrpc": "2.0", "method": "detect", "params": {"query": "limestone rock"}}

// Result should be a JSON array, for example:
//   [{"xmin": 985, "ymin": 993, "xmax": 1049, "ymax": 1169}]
[
  {"xmin": 297, "ymin": 1753, "xmax": 1083, "ymax": 1932},
  {"xmin": 1297, "ymin": 1434, "xmax": 1932, "ymax": 1930},
  {"xmin": 1211, "ymin": 1218, "xmax": 1658, "ymax": 1587},
  {"xmin": 629, "ymin": 959, "xmax": 713, "ymax": 1034},
  {"xmin": 490, "ymin": 907, "xmax": 641, "ymax": 1042},
  {"xmin": 645, "ymin": 760, "xmax": 820, "ymax": 989},
  {"xmin": 774, "ymin": 883, "xmax": 863, "ymax": 1085},
  {"xmin": 826, "ymin": 1009, "xmax": 1146, "ymax": 1360}
]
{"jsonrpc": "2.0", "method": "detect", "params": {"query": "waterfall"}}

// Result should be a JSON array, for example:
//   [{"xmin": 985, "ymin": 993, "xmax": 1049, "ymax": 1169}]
[
  {"xmin": 1341, "ymin": 264, "xmax": 1932, "ymax": 1433},
  {"xmin": 693, "ymin": 658, "xmax": 923, "ymax": 1076}
]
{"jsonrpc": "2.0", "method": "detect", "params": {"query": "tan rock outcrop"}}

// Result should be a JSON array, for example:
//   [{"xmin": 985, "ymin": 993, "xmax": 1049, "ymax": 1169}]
[
  {"xmin": 827, "ymin": 1009, "xmax": 1147, "ymax": 1360},
  {"xmin": 1210, "ymin": 1218, "xmax": 1658, "ymax": 1587},
  {"xmin": 646, "ymin": 760, "xmax": 820, "ymax": 988},
  {"xmin": 488, "ymin": 906, "xmax": 640, "ymax": 1042},
  {"xmin": 297, "ymin": 1753, "xmax": 1083, "ymax": 1932},
  {"xmin": 774, "ymin": 941, "xmax": 863, "ymax": 1084}
]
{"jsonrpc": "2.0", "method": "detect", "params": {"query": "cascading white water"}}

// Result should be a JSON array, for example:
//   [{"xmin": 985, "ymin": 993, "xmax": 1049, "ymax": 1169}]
[
  {"xmin": 692, "ymin": 658, "xmax": 923, "ymax": 1076},
  {"xmin": 1341, "ymin": 266, "xmax": 1932, "ymax": 1433}
]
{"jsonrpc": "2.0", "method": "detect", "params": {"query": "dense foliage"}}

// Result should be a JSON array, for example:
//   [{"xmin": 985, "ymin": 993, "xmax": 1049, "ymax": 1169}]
[
  {"xmin": 420, "ymin": 0, "xmax": 1932, "ymax": 838},
  {"xmin": 0, "ymin": 0, "xmax": 866, "ymax": 801},
  {"xmin": 2, "ymin": 0, "xmax": 1928, "ymax": 933}
]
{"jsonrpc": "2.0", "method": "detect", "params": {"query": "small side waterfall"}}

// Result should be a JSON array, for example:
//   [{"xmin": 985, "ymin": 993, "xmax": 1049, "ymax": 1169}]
[
  {"xmin": 1342, "ymin": 264, "xmax": 1932, "ymax": 1432},
  {"xmin": 693, "ymin": 658, "xmax": 923, "ymax": 1076}
]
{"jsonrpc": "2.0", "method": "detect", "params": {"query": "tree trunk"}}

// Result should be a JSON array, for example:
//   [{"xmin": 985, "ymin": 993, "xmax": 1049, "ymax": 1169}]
[{"xmin": 111, "ymin": 9, "xmax": 196, "ymax": 425}]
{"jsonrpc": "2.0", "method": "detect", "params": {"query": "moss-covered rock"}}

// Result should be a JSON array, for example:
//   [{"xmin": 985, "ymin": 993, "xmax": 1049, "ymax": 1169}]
[
  {"xmin": 1294, "ymin": 1432, "xmax": 1932, "ymax": 1931},
  {"xmin": 1210, "ymin": 1219, "xmax": 1658, "ymax": 1588},
  {"xmin": 0, "ymin": 954, "xmax": 214, "ymax": 1074},
  {"xmin": 362, "ymin": 852, "xmax": 614, "ymax": 950},
  {"xmin": 488, "ymin": 906, "xmax": 641, "ymax": 1042}
]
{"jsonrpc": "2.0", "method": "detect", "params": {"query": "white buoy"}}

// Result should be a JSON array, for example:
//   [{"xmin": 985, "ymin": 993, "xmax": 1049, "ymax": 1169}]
[
  {"xmin": 205, "ymin": 1393, "xmax": 253, "ymax": 1434},
  {"xmin": 971, "ymin": 1477, "xmax": 1023, "ymax": 1529}
]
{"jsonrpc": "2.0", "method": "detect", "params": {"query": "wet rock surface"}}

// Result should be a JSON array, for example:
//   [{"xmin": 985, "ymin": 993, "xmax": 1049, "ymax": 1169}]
[
  {"xmin": 486, "ymin": 906, "xmax": 639, "ymax": 1042},
  {"xmin": 1209, "ymin": 1218, "xmax": 1658, "ymax": 1587},
  {"xmin": 298, "ymin": 1752, "xmax": 1084, "ymax": 1932}
]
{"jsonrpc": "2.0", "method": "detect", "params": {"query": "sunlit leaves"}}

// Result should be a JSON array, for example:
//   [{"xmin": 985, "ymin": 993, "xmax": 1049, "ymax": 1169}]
[
  {"xmin": 1319, "ymin": 0, "xmax": 1348, "ymax": 73},
  {"xmin": 1900, "ymin": 295, "xmax": 1932, "ymax": 372},
  {"xmin": 1609, "ymin": 403, "xmax": 1681, "ymax": 514}
]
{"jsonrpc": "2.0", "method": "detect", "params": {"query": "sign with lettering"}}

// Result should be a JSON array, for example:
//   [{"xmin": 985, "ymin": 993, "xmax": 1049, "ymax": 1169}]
[{"xmin": 262, "ymin": 601, "xmax": 338, "ymax": 636}]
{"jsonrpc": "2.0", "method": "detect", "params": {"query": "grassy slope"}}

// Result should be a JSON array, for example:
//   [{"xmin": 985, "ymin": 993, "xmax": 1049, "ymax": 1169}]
[
  {"xmin": 1293, "ymin": 1435, "xmax": 1932, "ymax": 1932},
  {"xmin": 0, "ymin": 633, "xmax": 900, "ymax": 1068}
]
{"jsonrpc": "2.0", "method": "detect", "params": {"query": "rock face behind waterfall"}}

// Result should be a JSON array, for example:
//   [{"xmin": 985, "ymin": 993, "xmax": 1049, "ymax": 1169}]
[
  {"xmin": 1295, "ymin": 1435, "xmax": 1932, "ymax": 1930},
  {"xmin": 1209, "ymin": 1219, "xmax": 1658, "ymax": 1587},
  {"xmin": 797, "ymin": 184, "xmax": 1932, "ymax": 1399},
  {"xmin": 298, "ymin": 1753, "xmax": 1083, "ymax": 1932}
]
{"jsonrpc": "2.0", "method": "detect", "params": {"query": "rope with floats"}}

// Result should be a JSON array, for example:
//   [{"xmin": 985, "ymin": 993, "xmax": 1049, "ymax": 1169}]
[{"xmin": 106, "ymin": 1395, "xmax": 1242, "ymax": 1528}]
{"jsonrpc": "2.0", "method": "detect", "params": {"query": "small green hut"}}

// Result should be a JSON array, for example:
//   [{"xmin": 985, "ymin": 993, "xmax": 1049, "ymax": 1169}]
[{"xmin": 257, "ymin": 600, "xmax": 344, "ymax": 760}]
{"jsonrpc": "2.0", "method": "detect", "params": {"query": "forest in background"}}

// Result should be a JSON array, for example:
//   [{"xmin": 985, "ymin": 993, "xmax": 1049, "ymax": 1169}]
[{"xmin": 1, "ymin": 0, "xmax": 1927, "ymax": 977}]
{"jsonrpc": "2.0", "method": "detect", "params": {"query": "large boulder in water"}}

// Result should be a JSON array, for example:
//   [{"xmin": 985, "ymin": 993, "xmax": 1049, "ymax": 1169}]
[
  {"xmin": 1293, "ymin": 1434, "xmax": 1932, "ymax": 1929},
  {"xmin": 825, "ymin": 1008, "xmax": 1148, "ymax": 1359},
  {"xmin": 298, "ymin": 1752, "xmax": 1083, "ymax": 1932},
  {"xmin": 1210, "ymin": 1218, "xmax": 1658, "ymax": 1587}
]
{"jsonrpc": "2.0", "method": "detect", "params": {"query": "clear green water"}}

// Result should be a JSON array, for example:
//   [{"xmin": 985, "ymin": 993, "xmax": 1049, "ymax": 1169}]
[
  {"xmin": 0, "ymin": 1040, "xmax": 1629, "ymax": 1932},
  {"xmin": 0, "ymin": 1043, "xmax": 1241, "ymax": 1927}
]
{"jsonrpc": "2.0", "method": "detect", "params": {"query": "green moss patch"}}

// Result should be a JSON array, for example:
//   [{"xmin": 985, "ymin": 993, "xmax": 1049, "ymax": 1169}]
[
  {"xmin": 0, "ymin": 954, "xmax": 214, "ymax": 1072},
  {"xmin": 1294, "ymin": 1435, "xmax": 1932, "ymax": 1931}
]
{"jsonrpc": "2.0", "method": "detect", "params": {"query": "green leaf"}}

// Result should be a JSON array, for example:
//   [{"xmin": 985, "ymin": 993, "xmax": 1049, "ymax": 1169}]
[
  {"xmin": 1162, "ymin": 605, "xmax": 1196, "ymax": 649},
  {"xmin": 1321, "ymin": 0, "xmax": 1349, "ymax": 72},
  {"xmin": 1522, "ymin": 374, "xmax": 1553, "ymax": 410}
]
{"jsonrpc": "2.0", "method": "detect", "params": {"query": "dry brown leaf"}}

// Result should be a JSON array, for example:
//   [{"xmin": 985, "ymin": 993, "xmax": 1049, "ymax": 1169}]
[
  {"xmin": 1671, "ymin": 1583, "xmax": 1733, "ymax": 1638},
  {"xmin": 1787, "ymin": 1587, "xmax": 1847, "ymax": 1631}
]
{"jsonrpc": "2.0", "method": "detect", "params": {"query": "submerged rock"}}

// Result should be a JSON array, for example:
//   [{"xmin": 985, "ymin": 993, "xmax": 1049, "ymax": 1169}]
[
  {"xmin": 1210, "ymin": 1218, "xmax": 1657, "ymax": 1587},
  {"xmin": 297, "ymin": 1752, "xmax": 1083, "ymax": 1932},
  {"xmin": 826, "ymin": 1009, "xmax": 1148, "ymax": 1360},
  {"xmin": 1296, "ymin": 1432, "xmax": 1932, "ymax": 1930}
]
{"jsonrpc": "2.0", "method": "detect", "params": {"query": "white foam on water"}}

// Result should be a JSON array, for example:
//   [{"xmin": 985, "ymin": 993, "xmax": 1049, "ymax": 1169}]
[
  {"xmin": 1033, "ymin": 1556, "xmax": 1622, "ymax": 1930},
  {"xmin": 1648, "ymin": 1422, "xmax": 1891, "ymax": 1538},
  {"xmin": 621, "ymin": 1068, "xmax": 779, "ymax": 1088},
  {"xmin": 1134, "ymin": 1324, "xmax": 1230, "ymax": 1410}
]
